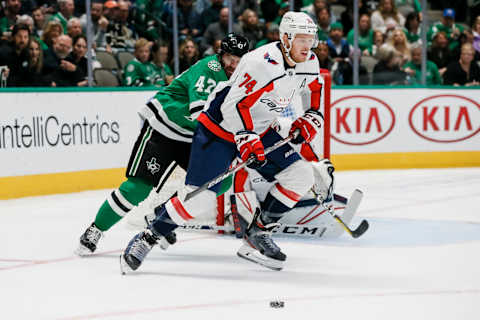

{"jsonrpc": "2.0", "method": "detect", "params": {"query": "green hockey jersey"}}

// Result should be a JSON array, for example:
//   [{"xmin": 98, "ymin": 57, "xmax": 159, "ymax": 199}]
[{"xmin": 139, "ymin": 54, "xmax": 228, "ymax": 142}]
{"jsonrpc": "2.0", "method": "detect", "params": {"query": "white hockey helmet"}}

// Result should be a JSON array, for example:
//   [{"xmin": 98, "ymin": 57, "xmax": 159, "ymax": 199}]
[{"xmin": 279, "ymin": 11, "xmax": 318, "ymax": 62}]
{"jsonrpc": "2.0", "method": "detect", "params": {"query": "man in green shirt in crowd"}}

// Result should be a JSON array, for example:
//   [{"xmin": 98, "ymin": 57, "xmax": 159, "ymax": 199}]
[
  {"xmin": 403, "ymin": 44, "xmax": 442, "ymax": 85},
  {"xmin": 0, "ymin": 0, "xmax": 21, "ymax": 39},
  {"xmin": 427, "ymin": 8, "xmax": 464, "ymax": 50},
  {"xmin": 76, "ymin": 33, "xmax": 250, "ymax": 255},
  {"xmin": 49, "ymin": 0, "xmax": 75, "ymax": 33}
]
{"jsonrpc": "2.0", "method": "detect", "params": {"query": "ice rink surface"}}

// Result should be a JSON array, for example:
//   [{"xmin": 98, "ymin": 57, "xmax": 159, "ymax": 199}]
[{"xmin": 1, "ymin": 168, "xmax": 480, "ymax": 320}]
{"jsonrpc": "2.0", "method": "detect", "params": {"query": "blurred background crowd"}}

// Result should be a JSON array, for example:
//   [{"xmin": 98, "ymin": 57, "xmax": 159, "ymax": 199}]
[{"xmin": 1, "ymin": 0, "xmax": 480, "ymax": 87}]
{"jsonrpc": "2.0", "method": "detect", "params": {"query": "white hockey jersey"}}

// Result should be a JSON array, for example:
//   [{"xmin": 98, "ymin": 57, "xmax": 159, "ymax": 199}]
[{"xmin": 198, "ymin": 42, "xmax": 325, "ymax": 142}]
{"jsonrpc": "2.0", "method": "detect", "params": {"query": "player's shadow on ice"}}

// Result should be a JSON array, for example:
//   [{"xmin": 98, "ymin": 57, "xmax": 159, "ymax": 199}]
[{"xmin": 307, "ymin": 217, "xmax": 480, "ymax": 247}]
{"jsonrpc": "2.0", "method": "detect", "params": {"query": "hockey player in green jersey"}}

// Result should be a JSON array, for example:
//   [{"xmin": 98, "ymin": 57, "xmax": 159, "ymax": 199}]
[{"xmin": 76, "ymin": 33, "xmax": 250, "ymax": 255}]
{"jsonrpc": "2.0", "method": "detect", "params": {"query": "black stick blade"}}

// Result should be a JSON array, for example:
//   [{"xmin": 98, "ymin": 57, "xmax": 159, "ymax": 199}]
[{"xmin": 351, "ymin": 220, "xmax": 369, "ymax": 238}]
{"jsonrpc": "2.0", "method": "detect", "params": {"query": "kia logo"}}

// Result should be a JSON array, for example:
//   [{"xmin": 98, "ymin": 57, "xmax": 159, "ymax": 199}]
[
  {"xmin": 331, "ymin": 95, "xmax": 395, "ymax": 145},
  {"xmin": 409, "ymin": 95, "xmax": 480, "ymax": 143}
]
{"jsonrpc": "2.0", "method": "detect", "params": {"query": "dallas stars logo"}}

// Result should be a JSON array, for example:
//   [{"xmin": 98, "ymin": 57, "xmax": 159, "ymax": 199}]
[
  {"xmin": 146, "ymin": 157, "xmax": 161, "ymax": 175},
  {"xmin": 208, "ymin": 60, "xmax": 221, "ymax": 71}
]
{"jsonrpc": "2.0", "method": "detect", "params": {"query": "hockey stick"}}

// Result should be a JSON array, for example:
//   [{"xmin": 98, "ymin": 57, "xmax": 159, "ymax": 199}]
[
  {"xmin": 312, "ymin": 189, "xmax": 369, "ymax": 238},
  {"xmin": 177, "ymin": 224, "xmax": 234, "ymax": 232},
  {"xmin": 184, "ymin": 133, "xmax": 295, "ymax": 201}
]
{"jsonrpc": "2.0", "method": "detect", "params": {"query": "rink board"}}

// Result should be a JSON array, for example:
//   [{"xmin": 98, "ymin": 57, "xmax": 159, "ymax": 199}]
[{"xmin": 0, "ymin": 87, "xmax": 479, "ymax": 199}]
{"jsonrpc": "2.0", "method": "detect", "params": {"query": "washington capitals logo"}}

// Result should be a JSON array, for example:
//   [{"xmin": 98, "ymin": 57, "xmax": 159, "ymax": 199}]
[{"xmin": 264, "ymin": 52, "xmax": 278, "ymax": 65}]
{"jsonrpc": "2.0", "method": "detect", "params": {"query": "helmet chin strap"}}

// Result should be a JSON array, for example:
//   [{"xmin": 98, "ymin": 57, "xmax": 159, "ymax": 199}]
[{"xmin": 282, "ymin": 35, "xmax": 296, "ymax": 66}]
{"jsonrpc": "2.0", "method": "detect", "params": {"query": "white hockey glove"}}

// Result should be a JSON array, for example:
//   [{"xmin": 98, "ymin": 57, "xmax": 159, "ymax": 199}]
[
  {"xmin": 234, "ymin": 131, "xmax": 266, "ymax": 169},
  {"xmin": 312, "ymin": 158, "xmax": 335, "ymax": 203},
  {"xmin": 289, "ymin": 109, "xmax": 324, "ymax": 144}
]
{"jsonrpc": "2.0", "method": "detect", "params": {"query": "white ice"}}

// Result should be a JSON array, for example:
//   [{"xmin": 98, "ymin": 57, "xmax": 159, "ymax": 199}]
[{"xmin": 1, "ymin": 168, "xmax": 479, "ymax": 320}]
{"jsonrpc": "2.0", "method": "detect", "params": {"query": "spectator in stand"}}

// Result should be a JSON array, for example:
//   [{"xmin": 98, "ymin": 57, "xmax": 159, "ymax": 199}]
[
  {"xmin": 47, "ymin": 34, "xmax": 85, "ymax": 86},
  {"xmin": 452, "ymin": 29, "xmax": 480, "ymax": 62},
  {"xmin": 103, "ymin": 0, "xmax": 118, "ymax": 21},
  {"xmin": 255, "ymin": 22, "xmax": 279, "ymax": 48},
  {"xmin": 151, "ymin": 41, "xmax": 174, "ymax": 87},
  {"xmin": 41, "ymin": 20, "xmax": 64, "ymax": 50},
  {"xmin": 123, "ymin": 38, "xmax": 160, "ymax": 86},
  {"xmin": 239, "ymin": 9, "xmax": 263, "ymax": 49},
  {"xmin": 17, "ymin": 15, "xmax": 34, "ymax": 34},
  {"xmin": 203, "ymin": 37, "xmax": 222, "ymax": 56},
  {"xmin": 386, "ymin": 28, "xmax": 410, "ymax": 65},
  {"xmin": 163, "ymin": 0, "xmax": 202, "ymax": 43},
  {"xmin": 132, "ymin": 0, "xmax": 165, "ymax": 41},
  {"xmin": 316, "ymin": 7, "xmax": 331, "ymax": 42},
  {"xmin": 371, "ymin": 30, "xmax": 386, "ymax": 58},
  {"xmin": 443, "ymin": 43, "xmax": 480, "ymax": 86},
  {"xmin": 372, "ymin": 44, "xmax": 408, "ymax": 85},
  {"xmin": 427, "ymin": 9, "xmax": 464, "ymax": 51},
  {"xmin": 312, "ymin": 40, "xmax": 334, "ymax": 70},
  {"xmin": 403, "ymin": 11, "xmax": 421, "ymax": 44},
  {"xmin": 371, "ymin": 0, "xmax": 405, "ymax": 36},
  {"xmin": 67, "ymin": 18, "xmax": 82, "ymax": 39},
  {"xmin": 0, "ymin": 0, "xmax": 22, "ymax": 40},
  {"xmin": 347, "ymin": 13, "xmax": 374, "ymax": 56},
  {"xmin": 232, "ymin": 0, "xmax": 259, "ymax": 20},
  {"xmin": 473, "ymin": 17, "xmax": 480, "ymax": 56},
  {"xmin": 32, "ymin": 7, "xmax": 46, "ymax": 38},
  {"xmin": 403, "ymin": 43, "xmax": 442, "ymax": 85},
  {"xmin": 200, "ymin": 0, "xmax": 224, "ymax": 33},
  {"xmin": 105, "ymin": 0, "xmax": 136, "ymax": 53},
  {"xmin": 49, "ymin": 0, "xmax": 75, "ymax": 33},
  {"xmin": 427, "ymin": 31, "xmax": 454, "ymax": 77},
  {"xmin": 17, "ymin": 37, "xmax": 53, "ymax": 86},
  {"xmin": 80, "ymin": 0, "xmax": 108, "ymax": 50},
  {"xmin": 201, "ymin": 7, "xmax": 241, "ymax": 54},
  {"xmin": 341, "ymin": 0, "xmax": 370, "ymax": 35},
  {"xmin": 327, "ymin": 22, "xmax": 352, "ymax": 84},
  {"xmin": 302, "ymin": 0, "xmax": 329, "ymax": 21},
  {"xmin": 65, "ymin": 34, "xmax": 90, "ymax": 86},
  {"xmin": 0, "ymin": 24, "xmax": 30, "ymax": 86},
  {"xmin": 178, "ymin": 37, "xmax": 200, "ymax": 73}
]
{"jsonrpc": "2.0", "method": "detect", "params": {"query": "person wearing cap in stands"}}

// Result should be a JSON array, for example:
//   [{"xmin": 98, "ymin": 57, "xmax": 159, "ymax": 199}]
[{"xmin": 428, "ymin": 8, "xmax": 465, "ymax": 50}]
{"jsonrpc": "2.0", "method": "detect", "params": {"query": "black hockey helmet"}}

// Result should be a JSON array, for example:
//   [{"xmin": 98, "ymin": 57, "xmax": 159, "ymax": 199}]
[{"xmin": 220, "ymin": 33, "xmax": 250, "ymax": 57}]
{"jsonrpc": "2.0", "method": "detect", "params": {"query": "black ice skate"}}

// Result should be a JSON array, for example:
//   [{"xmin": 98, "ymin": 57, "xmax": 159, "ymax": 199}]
[
  {"xmin": 75, "ymin": 222, "xmax": 103, "ymax": 256},
  {"xmin": 120, "ymin": 229, "xmax": 159, "ymax": 274},
  {"xmin": 237, "ymin": 219, "xmax": 286, "ymax": 271}
]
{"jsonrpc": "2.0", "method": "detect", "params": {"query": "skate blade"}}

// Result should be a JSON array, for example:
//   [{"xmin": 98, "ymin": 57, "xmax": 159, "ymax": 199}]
[
  {"xmin": 74, "ymin": 244, "xmax": 94, "ymax": 257},
  {"xmin": 119, "ymin": 254, "xmax": 135, "ymax": 275},
  {"xmin": 237, "ymin": 244, "xmax": 284, "ymax": 271}
]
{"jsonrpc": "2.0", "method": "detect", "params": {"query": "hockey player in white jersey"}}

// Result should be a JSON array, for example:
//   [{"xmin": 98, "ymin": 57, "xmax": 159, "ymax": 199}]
[{"xmin": 120, "ymin": 11, "xmax": 327, "ymax": 272}]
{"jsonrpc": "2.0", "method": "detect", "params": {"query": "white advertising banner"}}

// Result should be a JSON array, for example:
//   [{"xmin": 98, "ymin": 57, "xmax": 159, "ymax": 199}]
[
  {"xmin": 1, "ymin": 89, "xmax": 478, "ymax": 179},
  {"xmin": 0, "ymin": 91, "xmax": 156, "ymax": 177},
  {"xmin": 330, "ymin": 89, "xmax": 480, "ymax": 154}
]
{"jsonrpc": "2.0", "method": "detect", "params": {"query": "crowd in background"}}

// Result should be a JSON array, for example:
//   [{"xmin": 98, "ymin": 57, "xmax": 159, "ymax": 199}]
[{"xmin": 1, "ymin": 0, "xmax": 480, "ymax": 87}]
